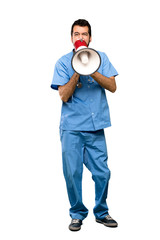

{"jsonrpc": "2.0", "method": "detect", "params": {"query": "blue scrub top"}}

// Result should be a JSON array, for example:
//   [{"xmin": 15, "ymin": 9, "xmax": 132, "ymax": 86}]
[{"xmin": 51, "ymin": 50, "xmax": 118, "ymax": 131}]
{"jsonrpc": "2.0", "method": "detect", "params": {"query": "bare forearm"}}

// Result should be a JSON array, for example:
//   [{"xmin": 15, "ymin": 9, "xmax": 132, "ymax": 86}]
[
  {"xmin": 58, "ymin": 73, "xmax": 80, "ymax": 102},
  {"xmin": 91, "ymin": 72, "xmax": 117, "ymax": 93}
]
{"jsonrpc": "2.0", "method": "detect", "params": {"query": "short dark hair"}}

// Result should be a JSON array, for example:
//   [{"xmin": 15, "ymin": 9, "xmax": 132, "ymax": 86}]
[{"xmin": 71, "ymin": 19, "xmax": 92, "ymax": 37}]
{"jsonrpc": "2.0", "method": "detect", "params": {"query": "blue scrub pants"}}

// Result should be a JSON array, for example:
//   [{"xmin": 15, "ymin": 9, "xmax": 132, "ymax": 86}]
[{"xmin": 60, "ymin": 129, "xmax": 111, "ymax": 220}]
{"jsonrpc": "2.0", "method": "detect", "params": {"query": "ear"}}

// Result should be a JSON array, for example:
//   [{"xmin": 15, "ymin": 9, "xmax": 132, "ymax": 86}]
[{"xmin": 89, "ymin": 36, "xmax": 92, "ymax": 43}]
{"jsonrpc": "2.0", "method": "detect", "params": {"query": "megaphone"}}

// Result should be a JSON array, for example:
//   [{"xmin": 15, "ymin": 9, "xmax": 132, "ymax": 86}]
[{"xmin": 71, "ymin": 39, "xmax": 101, "ymax": 76}]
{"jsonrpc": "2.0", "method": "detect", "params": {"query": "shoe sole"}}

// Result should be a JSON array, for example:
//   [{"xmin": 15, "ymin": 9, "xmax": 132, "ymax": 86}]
[
  {"xmin": 69, "ymin": 226, "xmax": 81, "ymax": 231},
  {"xmin": 96, "ymin": 219, "xmax": 118, "ymax": 228}
]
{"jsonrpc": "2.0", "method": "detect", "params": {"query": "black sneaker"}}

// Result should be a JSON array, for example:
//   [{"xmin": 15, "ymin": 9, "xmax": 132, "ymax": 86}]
[
  {"xmin": 69, "ymin": 219, "xmax": 82, "ymax": 231},
  {"xmin": 96, "ymin": 215, "xmax": 118, "ymax": 228}
]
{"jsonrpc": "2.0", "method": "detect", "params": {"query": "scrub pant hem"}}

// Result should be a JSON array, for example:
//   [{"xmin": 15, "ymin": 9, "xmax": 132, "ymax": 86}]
[{"xmin": 70, "ymin": 213, "xmax": 88, "ymax": 221}]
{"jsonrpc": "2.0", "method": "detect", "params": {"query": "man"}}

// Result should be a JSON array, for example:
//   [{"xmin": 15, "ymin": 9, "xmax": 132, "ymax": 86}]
[{"xmin": 51, "ymin": 19, "xmax": 118, "ymax": 231}]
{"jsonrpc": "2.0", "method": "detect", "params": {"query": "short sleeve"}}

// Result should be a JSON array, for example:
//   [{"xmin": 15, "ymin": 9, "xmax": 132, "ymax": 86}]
[
  {"xmin": 102, "ymin": 53, "xmax": 118, "ymax": 78},
  {"xmin": 51, "ymin": 59, "xmax": 70, "ymax": 90}
]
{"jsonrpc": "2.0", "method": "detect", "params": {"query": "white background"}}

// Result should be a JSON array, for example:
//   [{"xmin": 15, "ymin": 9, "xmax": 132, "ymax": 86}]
[{"xmin": 0, "ymin": 0, "xmax": 160, "ymax": 239}]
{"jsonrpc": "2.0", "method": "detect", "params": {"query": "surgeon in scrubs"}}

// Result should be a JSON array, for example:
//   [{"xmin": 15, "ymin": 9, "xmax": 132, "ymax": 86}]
[{"xmin": 51, "ymin": 19, "xmax": 118, "ymax": 231}]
